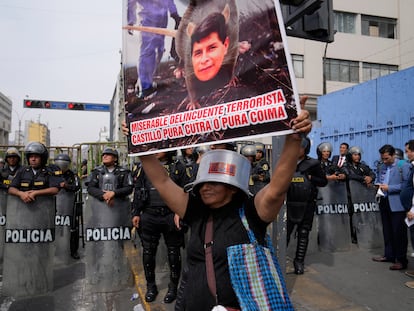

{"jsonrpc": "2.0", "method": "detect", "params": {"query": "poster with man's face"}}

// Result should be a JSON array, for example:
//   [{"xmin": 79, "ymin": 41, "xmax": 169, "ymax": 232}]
[{"xmin": 122, "ymin": 0, "xmax": 300, "ymax": 155}]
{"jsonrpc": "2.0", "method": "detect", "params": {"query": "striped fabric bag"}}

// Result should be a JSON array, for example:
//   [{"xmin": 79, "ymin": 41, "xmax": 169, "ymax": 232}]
[{"xmin": 227, "ymin": 208, "xmax": 294, "ymax": 311}]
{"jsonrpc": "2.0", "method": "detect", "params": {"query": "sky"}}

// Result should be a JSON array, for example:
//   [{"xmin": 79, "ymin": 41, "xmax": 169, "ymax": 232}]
[{"xmin": 0, "ymin": 0, "xmax": 122, "ymax": 146}]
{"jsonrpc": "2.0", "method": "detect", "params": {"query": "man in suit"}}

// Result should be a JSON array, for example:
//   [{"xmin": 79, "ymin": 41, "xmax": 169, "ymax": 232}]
[
  {"xmin": 372, "ymin": 144, "xmax": 411, "ymax": 270},
  {"xmin": 331, "ymin": 142, "xmax": 349, "ymax": 169}
]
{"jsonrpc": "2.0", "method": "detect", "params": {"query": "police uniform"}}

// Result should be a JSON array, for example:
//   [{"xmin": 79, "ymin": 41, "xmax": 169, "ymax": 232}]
[
  {"xmin": 10, "ymin": 165, "xmax": 63, "ymax": 191},
  {"xmin": 131, "ymin": 155, "xmax": 186, "ymax": 303},
  {"xmin": 287, "ymin": 152, "xmax": 328, "ymax": 274},
  {"xmin": 58, "ymin": 167, "xmax": 82, "ymax": 258},
  {"xmin": 251, "ymin": 157, "xmax": 270, "ymax": 194},
  {"xmin": 87, "ymin": 165, "xmax": 133, "ymax": 200},
  {"xmin": 0, "ymin": 163, "xmax": 21, "ymax": 191}
]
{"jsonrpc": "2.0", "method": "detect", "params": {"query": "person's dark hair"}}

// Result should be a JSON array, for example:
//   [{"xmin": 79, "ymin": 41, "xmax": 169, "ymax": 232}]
[
  {"xmin": 340, "ymin": 142, "xmax": 349, "ymax": 150},
  {"xmin": 379, "ymin": 144, "xmax": 395, "ymax": 156},
  {"xmin": 405, "ymin": 139, "xmax": 414, "ymax": 152},
  {"xmin": 191, "ymin": 12, "xmax": 227, "ymax": 54}
]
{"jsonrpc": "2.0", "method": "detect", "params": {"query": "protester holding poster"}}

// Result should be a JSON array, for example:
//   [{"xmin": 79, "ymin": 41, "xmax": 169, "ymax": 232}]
[
  {"xmin": 123, "ymin": 0, "xmax": 300, "ymax": 155},
  {"xmin": 133, "ymin": 97, "xmax": 311, "ymax": 310}
]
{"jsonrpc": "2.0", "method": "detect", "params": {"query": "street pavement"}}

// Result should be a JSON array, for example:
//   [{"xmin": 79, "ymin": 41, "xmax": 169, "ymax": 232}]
[{"xmin": 1, "ymin": 240, "xmax": 413, "ymax": 310}]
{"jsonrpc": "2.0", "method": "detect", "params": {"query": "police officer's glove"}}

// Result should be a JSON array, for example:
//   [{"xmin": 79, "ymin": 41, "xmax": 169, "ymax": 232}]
[{"xmin": 171, "ymin": 12, "xmax": 181, "ymax": 29}]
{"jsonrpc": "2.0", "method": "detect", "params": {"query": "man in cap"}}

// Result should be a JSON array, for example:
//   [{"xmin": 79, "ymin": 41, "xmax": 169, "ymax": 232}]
[{"xmin": 134, "ymin": 101, "xmax": 311, "ymax": 310}]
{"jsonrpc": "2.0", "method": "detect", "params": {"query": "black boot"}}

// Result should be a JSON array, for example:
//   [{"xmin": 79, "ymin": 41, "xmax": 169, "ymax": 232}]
[
  {"xmin": 143, "ymin": 247, "xmax": 158, "ymax": 302},
  {"xmin": 164, "ymin": 247, "xmax": 181, "ymax": 303},
  {"xmin": 145, "ymin": 284, "xmax": 158, "ymax": 302},
  {"xmin": 164, "ymin": 283, "xmax": 178, "ymax": 303},
  {"xmin": 294, "ymin": 228, "xmax": 309, "ymax": 275}
]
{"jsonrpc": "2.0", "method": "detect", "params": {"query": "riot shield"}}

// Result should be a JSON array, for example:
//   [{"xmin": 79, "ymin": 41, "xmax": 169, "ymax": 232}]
[
  {"xmin": 55, "ymin": 190, "xmax": 76, "ymax": 264},
  {"xmin": 3, "ymin": 195, "xmax": 56, "ymax": 297},
  {"xmin": 348, "ymin": 180, "xmax": 383, "ymax": 249},
  {"xmin": 316, "ymin": 181, "xmax": 351, "ymax": 252},
  {"xmin": 84, "ymin": 195, "xmax": 133, "ymax": 292},
  {"xmin": 0, "ymin": 190, "xmax": 7, "ymax": 263}
]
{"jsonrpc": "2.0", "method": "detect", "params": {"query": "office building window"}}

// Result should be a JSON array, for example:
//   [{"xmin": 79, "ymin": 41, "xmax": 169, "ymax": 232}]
[
  {"xmin": 361, "ymin": 15, "xmax": 397, "ymax": 39},
  {"xmin": 324, "ymin": 58, "xmax": 359, "ymax": 83},
  {"xmin": 362, "ymin": 63, "xmax": 398, "ymax": 81},
  {"xmin": 292, "ymin": 54, "xmax": 304, "ymax": 78},
  {"xmin": 334, "ymin": 11, "xmax": 356, "ymax": 34}
]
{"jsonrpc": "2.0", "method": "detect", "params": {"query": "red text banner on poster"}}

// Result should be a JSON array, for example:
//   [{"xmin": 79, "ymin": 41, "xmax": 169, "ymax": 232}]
[{"xmin": 130, "ymin": 90, "xmax": 287, "ymax": 145}]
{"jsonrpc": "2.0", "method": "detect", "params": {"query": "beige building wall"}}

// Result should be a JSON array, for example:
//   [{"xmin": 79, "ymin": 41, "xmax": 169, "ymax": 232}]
[
  {"xmin": 287, "ymin": 0, "xmax": 414, "ymax": 121},
  {"xmin": 25, "ymin": 121, "xmax": 50, "ymax": 146}
]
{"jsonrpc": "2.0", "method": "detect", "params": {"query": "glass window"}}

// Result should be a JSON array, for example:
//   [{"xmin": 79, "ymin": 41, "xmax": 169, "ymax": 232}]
[
  {"xmin": 362, "ymin": 63, "xmax": 398, "ymax": 81},
  {"xmin": 361, "ymin": 15, "xmax": 397, "ymax": 39},
  {"xmin": 334, "ymin": 11, "xmax": 356, "ymax": 34},
  {"xmin": 292, "ymin": 54, "xmax": 304, "ymax": 78},
  {"xmin": 325, "ymin": 59, "xmax": 359, "ymax": 83}
]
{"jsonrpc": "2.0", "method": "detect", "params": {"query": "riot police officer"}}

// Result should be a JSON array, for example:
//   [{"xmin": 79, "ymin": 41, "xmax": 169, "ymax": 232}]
[
  {"xmin": 131, "ymin": 150, "xmax": 186, "ymax": 303},
  {"xmin": 286, "ymin": 137, "xmax": 328, "ymax": 274},
  {"xmin": 180, "ymin": 147, "xmax": 199, "ymax": 184},
  {"xmin": 0, "ymin": 147, "xmax": 22, "ymax": 191},
  {"xmin": 54, "ymin": 153, "xmax": 82, "ymax": 259},
  {"xmin": 8, "ymin": 142, "xmax": 62, "ymax": 201},
  {"xmin": 87, "ymin": 147, "xmax": 133, "ymax": 205},
  {"xmin": 240, "ymin": 144, "xmax": 257, "ymax": 195},
  {"xmin": 253, "ymin": 142, "xmax": 270, "ymax": 191}
]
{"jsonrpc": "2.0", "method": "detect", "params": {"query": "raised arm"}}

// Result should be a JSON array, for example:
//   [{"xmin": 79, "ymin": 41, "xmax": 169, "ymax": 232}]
[
  {"xmin": 139, "ymin": 154, "xmax": 189, "ymax": 219},
  {"xmin": 254, "ymin": 97, "xmax": 311, "ymax": 222}
]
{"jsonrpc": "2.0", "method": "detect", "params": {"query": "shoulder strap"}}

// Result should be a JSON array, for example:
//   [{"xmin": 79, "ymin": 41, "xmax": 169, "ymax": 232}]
[
  {"xmin": 204, "ymin": 215, "xmax": 218, "ymax": 305},
  {"xmin": 239, "ymin": 207, "xmax": 257, "ymax": 244}
]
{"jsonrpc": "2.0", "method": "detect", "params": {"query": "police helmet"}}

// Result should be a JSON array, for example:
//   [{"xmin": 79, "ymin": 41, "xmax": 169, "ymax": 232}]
[
  {"xmin": 394, "ymin": 148, "xmax": 404, "ymax": 160},
  {"xmin": 255, "ymin": 142, "xmax": 265, "ymax": 154},
  {"xmin": 54, "ymin": 153, "xmax": 71, "ymax": 172},
  {"xmin": 24, "ymin": 142, "xmax": 49, "ymax": 165},
  {"xmin": 241, "ymin": 144, "xmax": 256, "ymax": 157},
  {"xmin": 196, "ymin": 145, "xmax": 211, "ymax": 155},
  {"xmin": 346, "ymin": 146, "xmax": 363, "ymax": 162},
  {"xmin": 5, "ymin": 147, "xmax": 21, "ymax": 161},
  {"xmin": 102, "ymin": 147, "xmax": 119, "ymax": 159},
  {"xmin": 316, "ymin": 142, "xmax": 332, "ymax": 159},
  {"xmin": 300, "ymin": 137, "xmax": 311, "ymax": 155}
]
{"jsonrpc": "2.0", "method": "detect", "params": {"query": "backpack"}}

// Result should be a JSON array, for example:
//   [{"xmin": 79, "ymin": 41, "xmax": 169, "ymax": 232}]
[
  {"xmin": 400, "ymin": 165, "xmax": 414, "ymax": 210},
  {"xmin": 286, "ymin": 170, "xmax": 313, "ymax": 223}
]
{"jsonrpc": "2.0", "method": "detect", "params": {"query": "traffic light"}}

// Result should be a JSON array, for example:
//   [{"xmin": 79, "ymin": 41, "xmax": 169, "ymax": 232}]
[
  {"xmin": 281, "ymin": 0, "xmax": 335, "ymax": 43},
  {"xmin": 23, "ymin": 99, "xmax": 109, "ymax": 111},
  {"xmin": 68, "ymin": 103, "xmax": 85, "ymax": 110},
  {"xmin": 24, "ymin": 100, "xmax": 51, "ymax": 109}
]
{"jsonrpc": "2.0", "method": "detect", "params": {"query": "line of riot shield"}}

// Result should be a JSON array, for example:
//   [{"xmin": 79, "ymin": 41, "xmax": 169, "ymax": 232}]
[
  {"xmin": 84, "ymin": 195, "xmax": 133, "ymax": 292},
  {"xmin": 316, "ymin": 181, "xmax": 352, "ymax": 252},
  {"xmin": 348, "ymin": 180, "xmax": 383, "ymax": 249},
  {"xmin": 3, "ymin": 195, "xmax": 56, "ymax": 297}
]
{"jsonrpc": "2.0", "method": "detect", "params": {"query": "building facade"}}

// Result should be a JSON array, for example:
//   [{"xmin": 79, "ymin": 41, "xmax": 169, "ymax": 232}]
[
  {"xmin": 289, "ymin": 0, "xmax": 414, "ymax": 119},
  {"xmin": 0, "ymin": 92, "xmax": 12, "ymax": 145},
  {"xmin": 25, "ymin": 121, "xmax": 50, "ymax": 146}
]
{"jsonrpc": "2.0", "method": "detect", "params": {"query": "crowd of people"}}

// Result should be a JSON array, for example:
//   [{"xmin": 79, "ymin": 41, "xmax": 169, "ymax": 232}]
[
  {"xmin": 1, "ymin": 134, "xmax": 413, "ymax": 303},
  {"xmin": 313, "ymin": 140, "xmax": 414, "ymax": 288}
]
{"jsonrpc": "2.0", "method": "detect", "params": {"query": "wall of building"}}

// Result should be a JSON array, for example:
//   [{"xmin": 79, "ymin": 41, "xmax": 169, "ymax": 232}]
[{"xmin": 0, "ymin": 92, "xmax": 12, "ymax": 145}]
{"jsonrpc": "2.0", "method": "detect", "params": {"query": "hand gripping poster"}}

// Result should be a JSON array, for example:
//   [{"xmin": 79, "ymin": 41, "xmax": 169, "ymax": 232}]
[{"xmin": 122, "ymin": 0, "xmax": 300, "ymax": 155}]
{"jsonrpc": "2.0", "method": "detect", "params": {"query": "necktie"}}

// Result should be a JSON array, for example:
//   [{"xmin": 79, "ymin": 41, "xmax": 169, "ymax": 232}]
[{"xmin": 338, "ymin": 156, "xmax": 343, "ymax": 167}]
